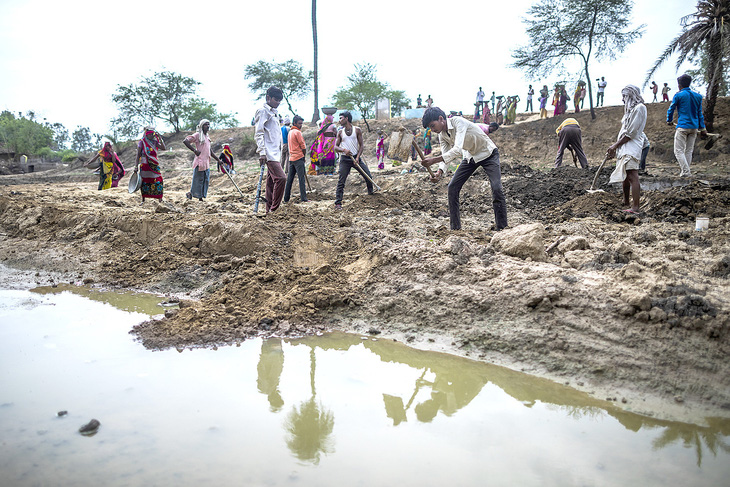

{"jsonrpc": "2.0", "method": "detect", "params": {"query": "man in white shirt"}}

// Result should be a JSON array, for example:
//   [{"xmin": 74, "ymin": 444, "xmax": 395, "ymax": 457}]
[
  {"xmin": 607, "ymin": 85, "xmax": 647, "ymax": 214},
  {"xmin": 596, "ymin": 77, "xmax": 607, "ymax": 106},
  {"xmin": 476, "ymin": 87, "xmax": 485, "ymax": 108},
  {"xmin": 420, "ymin": 107, "xmax": 507, "ymax": 231},
  {"xmin": 254, "ymin": 86, "xmax": 286, "ymax": 213}
]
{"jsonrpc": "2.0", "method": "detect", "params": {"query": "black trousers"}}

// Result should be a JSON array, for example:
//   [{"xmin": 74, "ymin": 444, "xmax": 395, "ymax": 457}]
[
  {"xmin": 283, "ymin": 157, "xmax": 308, "ymax": 202},
  {"xmin": 554, "ymin": 124, "xmax": 588, "ymax": 168},
  {"xmin": 448, "ymin": 148, "xmax": 507, "ymax": 231},
  {"xmin": 335, "ymin": 156, "xmax": 373, "ymax": 205}
]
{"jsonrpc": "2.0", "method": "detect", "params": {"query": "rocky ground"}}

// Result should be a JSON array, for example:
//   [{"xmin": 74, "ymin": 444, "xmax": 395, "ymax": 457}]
[{"xmin": 1, "ymin": 100, "xmax": 729, "ymax": 425}]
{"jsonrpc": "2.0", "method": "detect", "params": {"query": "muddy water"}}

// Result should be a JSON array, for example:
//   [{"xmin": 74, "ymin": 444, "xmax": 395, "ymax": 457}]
[{"xmin": 0, "ymin": 282, "xmax": 729, "ymax": 486}]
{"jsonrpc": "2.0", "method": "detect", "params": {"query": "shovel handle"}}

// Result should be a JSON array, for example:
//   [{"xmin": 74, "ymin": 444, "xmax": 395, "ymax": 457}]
[
  {"xmin": 351, "ymin": 157, "xmax": 381, "ymax": 191},
  {"xmin": 589, "ymin": 153, "xmax": 610, "ymax": 191},
  {"xmin": 412, "ymin": 140, "xmax": 436, "ymax": 177}
]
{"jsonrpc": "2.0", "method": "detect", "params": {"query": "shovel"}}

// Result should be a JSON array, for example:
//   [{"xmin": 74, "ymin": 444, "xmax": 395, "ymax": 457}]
[
  {"xmin": 351, "ymin": 156, "xmax": 381, "ymax": 192},
  {"xmin": 587, "ymin": 153, "xmax": 610, "ymax": 193},
  {"xmin": 253, "ymin": 164, "xmax": 265, "ymax": 213},
  {"xmin": 220, "ymin": 163, "xmax": 244, "ymax": 197},
  {"xmin": 411, "ymin": 140, "xmax": 436, "ymax": 178}
]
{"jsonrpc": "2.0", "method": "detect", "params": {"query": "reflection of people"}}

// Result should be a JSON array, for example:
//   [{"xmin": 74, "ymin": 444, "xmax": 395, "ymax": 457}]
[
  {"xmin": 607, "ymin": 85, "xmax": 647, "ymax": 214},
  {"xmin": 666, "ymin": 74, "xmax": 707, "ymax": 177},
  {"xmin": 420, "ymin": 107, "xmax": 507, "ymax": 231},
  {"xmin": 256, "ymin": 339, "xmax": 285, "ymax": 412},
  {"xmin": 554, "ymin": 118, "xmax": 588, "ymax": 169},
  {"xmin": 184, "ymin": 119, "xmax": 222, "ymax": 201},
  {"xmin": 134, "ymin": 127, "xmax": 166, "ymax": 203},
  {"xmin": 255, "ymin": 86, "xmax": 286, "ymax": 212}
]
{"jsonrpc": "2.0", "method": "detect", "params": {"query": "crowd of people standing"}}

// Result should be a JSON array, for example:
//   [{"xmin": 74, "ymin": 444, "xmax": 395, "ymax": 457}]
[{"xmin": 86, "ymin": 72, "xmax": 706, "ymax": 231}]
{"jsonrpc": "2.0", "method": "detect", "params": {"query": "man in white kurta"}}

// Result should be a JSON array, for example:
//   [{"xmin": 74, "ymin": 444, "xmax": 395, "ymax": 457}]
[{"xmin": 607, "ymin": 85, "xmax": 647, "ymax": 214}]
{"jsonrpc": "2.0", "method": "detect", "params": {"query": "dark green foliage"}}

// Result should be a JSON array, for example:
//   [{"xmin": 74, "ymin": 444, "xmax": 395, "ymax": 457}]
[
  {"xmin": 0, "ymin": 110, "xmax": 54, "ymax": 156},
  {"xmin": 244, "ymin": 59, "xmax": 313, "ymax": 115}
]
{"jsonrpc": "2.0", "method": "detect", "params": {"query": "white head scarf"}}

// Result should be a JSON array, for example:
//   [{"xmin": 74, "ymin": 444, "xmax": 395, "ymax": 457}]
[
  {"xmin": 197, "ymin": 119, "xmax": 211, "ymax": 142},
  {"xmin": 621, "ymin": 85, "xmax": 644, "ymax": 117}
]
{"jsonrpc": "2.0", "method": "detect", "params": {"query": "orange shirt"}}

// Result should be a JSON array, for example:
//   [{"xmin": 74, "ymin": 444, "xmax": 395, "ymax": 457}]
[{"xmin": 288, "ymin": 126, "xmax": 306, "ymax": 160}]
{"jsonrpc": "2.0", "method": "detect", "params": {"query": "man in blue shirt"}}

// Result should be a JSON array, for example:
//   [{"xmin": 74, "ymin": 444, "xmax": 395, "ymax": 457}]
[{"xmin": 667, "ymin": 74, "xmax": 708, "ymax": 177}]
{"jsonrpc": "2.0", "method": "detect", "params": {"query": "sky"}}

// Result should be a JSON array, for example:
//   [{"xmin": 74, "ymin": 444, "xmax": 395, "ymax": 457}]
[{"xmin": 0, "ymin": 0, "xmax": 697, "ymax": 138}]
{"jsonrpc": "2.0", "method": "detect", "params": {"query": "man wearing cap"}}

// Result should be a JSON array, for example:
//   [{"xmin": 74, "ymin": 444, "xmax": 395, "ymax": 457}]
[{"xmin": 554, "ymin": 118, "xmax": 588, "ymax": 169}]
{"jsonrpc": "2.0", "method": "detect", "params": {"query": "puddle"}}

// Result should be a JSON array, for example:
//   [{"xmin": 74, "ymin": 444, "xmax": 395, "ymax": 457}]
[{"xmin": 0, "ymin": 285, "xmax": 728, "ymax": 486}]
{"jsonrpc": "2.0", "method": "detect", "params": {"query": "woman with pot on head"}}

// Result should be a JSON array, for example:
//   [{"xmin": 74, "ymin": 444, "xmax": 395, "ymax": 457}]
[
  {"xmin": 315, "ymin": 114, "xmax": 337, "ymax": 175},
  {"xmin": 134, "ymin": 127, "xmax": 166, "ymax": 204},
  {"xmin": 183, "ymin": 119, "xmax": 222, "ymax": 201}
]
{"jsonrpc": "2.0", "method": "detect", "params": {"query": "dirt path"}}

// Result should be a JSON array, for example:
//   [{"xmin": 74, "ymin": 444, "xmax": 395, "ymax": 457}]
[{"xmin": 1, "ymin": 103, "xmax": 729, "ymax": 426}]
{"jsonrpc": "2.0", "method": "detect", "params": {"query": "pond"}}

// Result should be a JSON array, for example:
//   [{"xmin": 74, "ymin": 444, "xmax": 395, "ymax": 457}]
[{"xmin": 0, "ymin": 269, "xmax": 728, "ymax": 486}]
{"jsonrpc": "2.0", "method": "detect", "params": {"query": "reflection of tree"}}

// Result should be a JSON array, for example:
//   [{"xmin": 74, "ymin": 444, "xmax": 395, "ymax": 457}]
[
  {"xmin": 256, "ymin": 339, "xmax": 284, "ymax": 412},
  {"xmin": 284, "ymin": 346, "xmax": 335, "ymax": 465},
  {"xmin": 652, "ymin": 418, "xmax": 730, "ymax": 467}
]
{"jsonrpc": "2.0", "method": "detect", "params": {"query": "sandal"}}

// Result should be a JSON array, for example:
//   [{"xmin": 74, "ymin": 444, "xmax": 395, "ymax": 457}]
[{"xmin": 623, "ymin": 209, "xmax": 640, "ymax": 215}]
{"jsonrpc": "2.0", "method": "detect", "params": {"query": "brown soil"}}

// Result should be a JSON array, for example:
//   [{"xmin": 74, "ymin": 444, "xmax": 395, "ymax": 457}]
[{"xmin": 1, "ymin": 100, "xmax": 729, "ymax": 425}]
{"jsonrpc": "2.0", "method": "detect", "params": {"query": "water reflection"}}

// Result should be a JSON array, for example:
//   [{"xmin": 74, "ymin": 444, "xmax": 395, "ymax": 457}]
[
  {"xmin": 31, "ymin": 283, "xmax": 166, "ymax": 316},
  {"xmin": 255, "ymin": 332, "xmax": 730, "ymax": 468},
  {"xmin": 256, "ymin": 339, "xmax": 284, "ymax": 412},
  {"xmin": 283, "ymin": 345, "xmax": 335, "ymax": 464}
]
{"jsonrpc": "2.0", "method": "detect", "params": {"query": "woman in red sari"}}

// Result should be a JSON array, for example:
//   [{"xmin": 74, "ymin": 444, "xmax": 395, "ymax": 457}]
[{"xmin": 134, "ymin": 127, "xmax": 166, "ymax": 203}]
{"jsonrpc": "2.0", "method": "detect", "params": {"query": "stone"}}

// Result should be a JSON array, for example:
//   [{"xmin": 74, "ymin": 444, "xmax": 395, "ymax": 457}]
[{"xmin": 490, "ymin": 223, "xmax": 547, "ymax": 262}]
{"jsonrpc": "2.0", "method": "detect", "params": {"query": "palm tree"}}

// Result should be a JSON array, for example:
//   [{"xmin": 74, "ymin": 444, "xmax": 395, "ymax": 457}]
[
  {"xmin": 311, "ymin": 0, "xmax": 320, "ymax": 123},
  {"xmin": 645, "ymin": 0, "xmax": 730, "ymax": 131}
]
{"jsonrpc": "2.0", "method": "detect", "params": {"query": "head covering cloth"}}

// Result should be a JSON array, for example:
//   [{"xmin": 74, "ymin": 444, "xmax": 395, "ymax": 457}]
[
  {"xmin": 197, "ymin": 119, "xmax": 211, "ymax": 143},
  {"xmin": 621, "ymin": 85, "xmax": 644, "ymax": 118}
]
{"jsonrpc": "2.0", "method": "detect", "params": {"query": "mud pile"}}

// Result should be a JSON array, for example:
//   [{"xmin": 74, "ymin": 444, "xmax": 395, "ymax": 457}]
[{"xmin": 1, "ymin": 101, "xmax": 729, "ymax": 424}]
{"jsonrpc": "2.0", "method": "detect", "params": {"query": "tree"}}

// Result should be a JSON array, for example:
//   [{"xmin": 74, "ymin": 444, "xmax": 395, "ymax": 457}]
[
  {"xmin": 48, "ymin": 122, "xmax": 69, "ymax": 151},
  {"xmin": 312, "ymin": 0, "xmax": 320, "ymax": 123},
  {"xmin": 182, "ymin": 98, "xmax": 239, "ymax": 131},
  {"xmin": 387, "ymin": 90, "xmax": 409, "ymax": 117},
  {"xmin": 512, "ymin": 0, "xmax": 644, "ymax": 120},
  {"xmin": 331, "ymin": 63, "xmax": 404, "ymax": 131},
  {"xmin": 686, "ymin": 50, "xmax": 729, "ymax": 97},
  {"xmin": 111, "ymin": 71, "xmax": 200, "ymax": 137},
  {"xmin": 71, "ymin": 126, "xmax": 95, "ymax": 153},
  {"xmin": 0, "ymin": 110, "xmax": 54, "ymax": 157},
  {"xmin": 244, "ymin": 60, "xmax": 313, "ymax": 114},
  {"xmin": 644, "ymin": 0, "xmax": 730, "ymax": 132}
]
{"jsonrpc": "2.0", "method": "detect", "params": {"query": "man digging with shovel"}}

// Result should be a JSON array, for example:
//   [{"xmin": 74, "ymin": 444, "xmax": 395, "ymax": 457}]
[
  {"xmin": 333, "ymin": 111, "xmax": 376, "ymax": 210},
  {"xmin": 420, "ymin": 107, "xmax": 507, "ymax": 231}
]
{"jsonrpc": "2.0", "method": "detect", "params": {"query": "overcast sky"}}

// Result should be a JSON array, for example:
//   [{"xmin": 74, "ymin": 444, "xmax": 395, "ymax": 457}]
[{"xmin": 0, "ymin": 0, "xmax": 696, "ymax": 137}]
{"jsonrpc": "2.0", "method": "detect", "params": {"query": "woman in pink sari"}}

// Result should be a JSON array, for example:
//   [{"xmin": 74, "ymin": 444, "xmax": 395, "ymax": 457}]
[
  {"xmin": 315, "ymin": 115, "xmax": 337, "ymax": 175},
  {"xmin": 134, "ymin": 127, "xmax": 166, "ymax": 203}
]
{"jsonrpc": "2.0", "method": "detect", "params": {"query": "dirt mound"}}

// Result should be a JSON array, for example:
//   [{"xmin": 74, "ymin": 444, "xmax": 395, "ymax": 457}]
[{"xmin": 2, "ymin": 100, "xmax": 730, "ymax": 424}]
